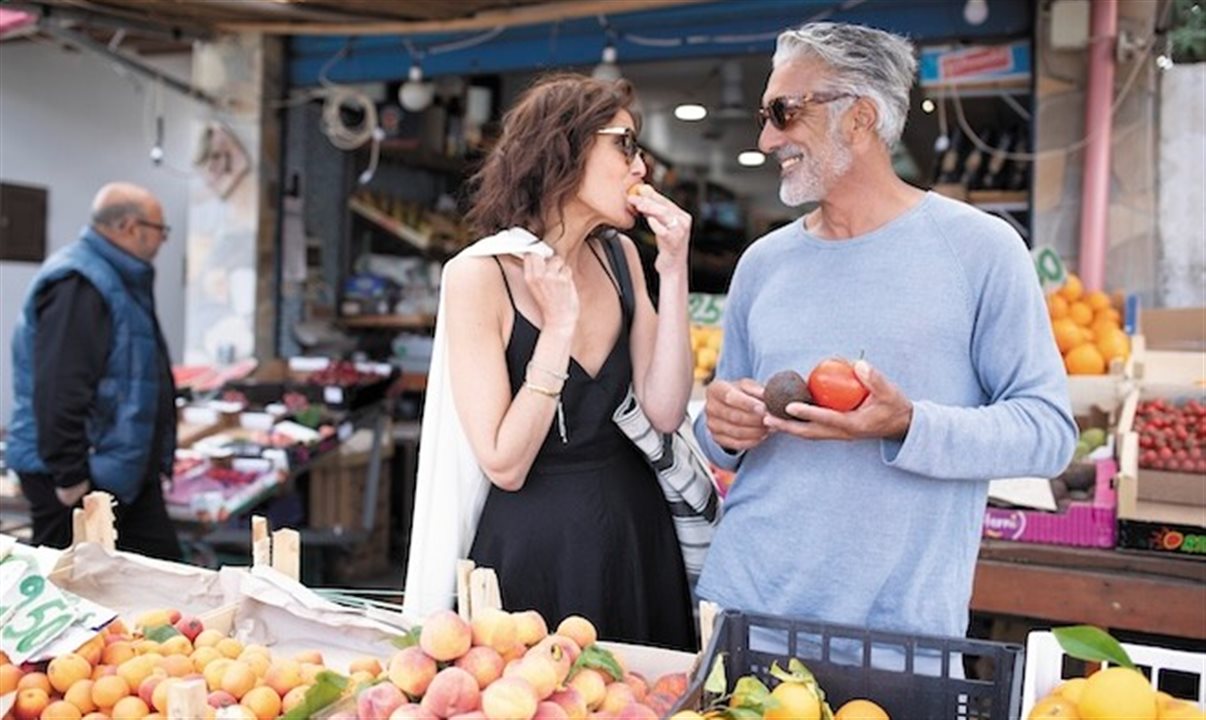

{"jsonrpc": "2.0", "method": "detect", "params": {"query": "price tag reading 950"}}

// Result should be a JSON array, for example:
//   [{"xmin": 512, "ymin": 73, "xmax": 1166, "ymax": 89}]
[{"xmin": 0, "ymin": 554, "xmax": 79, "ymax": 664}]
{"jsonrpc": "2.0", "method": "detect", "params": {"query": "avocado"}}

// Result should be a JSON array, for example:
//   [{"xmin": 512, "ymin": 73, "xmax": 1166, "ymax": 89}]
[{"xmin": 765, "ymin": 370, "xmax": 812, "ymax": 420}]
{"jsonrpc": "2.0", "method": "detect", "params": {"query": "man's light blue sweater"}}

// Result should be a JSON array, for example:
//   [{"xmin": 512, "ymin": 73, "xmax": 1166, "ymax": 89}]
[{"xmin": 694, "ymin": 192, "xmax": 1077, "ymax": 641}]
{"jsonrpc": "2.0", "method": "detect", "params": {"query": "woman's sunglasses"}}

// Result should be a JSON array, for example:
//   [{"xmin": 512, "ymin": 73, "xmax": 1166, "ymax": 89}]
[
  {"xmin": 757, "ymin": 92, "xmax": 856, "ymax": 131},
  {"xmin": 596, "ymin": 126, "xmax": 641, "ymax": 164}
]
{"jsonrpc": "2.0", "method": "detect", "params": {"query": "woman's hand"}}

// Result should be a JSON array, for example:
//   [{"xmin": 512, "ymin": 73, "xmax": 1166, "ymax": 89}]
[
  {"xmin": 523, "ymin": 253, "xmax": 579, "ymax": 334},
  {"xmin": 628, "ymin": 185, "xmax": 691, "ymax": 275}
]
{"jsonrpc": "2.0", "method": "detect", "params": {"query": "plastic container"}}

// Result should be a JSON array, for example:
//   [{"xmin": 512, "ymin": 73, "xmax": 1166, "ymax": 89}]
[
  {"xmin": 1021, "ymin": 631, "xmax": 1206, "ymax": 716},
  {"xmin": 675, "ymin": 610, "xmax": 1024, "ymax": 720}
]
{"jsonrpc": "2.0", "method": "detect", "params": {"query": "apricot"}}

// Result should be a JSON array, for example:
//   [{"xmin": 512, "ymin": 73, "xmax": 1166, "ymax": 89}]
[
  {"xmin": 218, "ymin": 661, "xmax": 256, "ymax": 700},
  {"xmin": 534, "ymin": 701, "xmax": 570, "ymax": 720},
  {"xmin": 419, "ymin": 668, "xmax": 480, "ymax": 718},
  {"xmin": 455, "ymin": 646, "xmax": 504, "ymax": 690},
  {"xmin": 513, "ymin": 611, "xmax": 549, "ymax": 647},
  {"xmin": 356, "ymin": 681, "xmax": 406, "ymax": 720},
  {"xmin": 568, "ymin": 670, "xmax": 607, "ymax": 711},
  {"xmin": 1, "ymin": 663, "xmax": 25, "ymax": 695},
  {"xmin": 109, "ymin": 696, "xmax": 149, "ymax": 720},
  {"xmin": 102, "ymin": 644, "xmax": 135, "ymax": 667},
  {"xmin": 239, "ymin": 686, "xmax": 281, "ymax": 720},
  {"xmin": 192, "ymin": 631, "xmax": 225, "ymax": 649},
  {"xmin": 387, "ymin": 647, "xmax": 438, "ymax": 697},
  {"xmin": 471, "ymin": 609, "xmax": 519, "ymax": 655},
  {"xmin": 263, "ymin": 659, "xmax": 304, "ymax": 697},
  {"xmin": 419, "ymin": 611, "xmax": 472, "ymax": 662},
  {"xmin": 480, "ymin": 677, "xmax": 538, "ymax": 720},
  {"xmin": 348, "ymin": 657, "xmax": 383, "ymax": 677},
  {"xmin": 65, "ymin": 679, "xmax": 98, "ymax": 714},
  {"xmin": 17, "ymin": 672, "xmax": 51, "ymax": 694},
  {"xmin": 43, "ymin": 700, "xmax": 85, "ymax": 720},
  {"xmin": 555, "ymin": 617, "xmax": 597, "ymax": 651},
  {"xmin": 503, "ymin": 656, "xmax": 558, "ymax": 701},
  {"xmin": 548, "ymin": 688, "xmax": 588, "ymax": 720},
  {"xmin": 91, "ymin": 675, "xmax": 132, "ymax": 710},
  {"xmin": 280, "ymin": 685, "xmax": 310, "ymax": 714},
  {"xmin": 13, "ymin": 687, "xmax": 50, "ymax": 720}
]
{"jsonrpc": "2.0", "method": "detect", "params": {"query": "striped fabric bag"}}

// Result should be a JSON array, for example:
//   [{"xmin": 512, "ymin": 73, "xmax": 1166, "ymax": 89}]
[{"xmin": 613, "ymin": 387, "xmax": 722, "ymax": 582}]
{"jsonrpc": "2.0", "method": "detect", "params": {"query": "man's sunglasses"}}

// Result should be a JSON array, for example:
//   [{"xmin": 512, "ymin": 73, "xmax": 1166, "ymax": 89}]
[
  {"xmin": 757, "ymin": 92, "xmax": 856, "ymax": 131},
  {"xmin": 596, "ymin": 126, "xmax": 641, "ymax": 164}
]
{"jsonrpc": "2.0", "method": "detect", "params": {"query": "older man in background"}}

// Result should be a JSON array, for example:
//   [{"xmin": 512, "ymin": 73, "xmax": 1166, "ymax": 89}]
[
  {"xmin": 694, "ymin": 22, "xmax": 1077, "ymax": 644},
  {"xmin": 8, "ymin": 182, "xmax": 181, "ymax": 560}
]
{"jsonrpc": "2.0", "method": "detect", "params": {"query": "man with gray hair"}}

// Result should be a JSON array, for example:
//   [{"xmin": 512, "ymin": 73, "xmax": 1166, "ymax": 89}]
[
  {"xmin": 8, "ymin": 182, "xmax": 181, "ymax": 559},
  {"xmin": 694, "ymin": 23, "xmax": 1076, "ymax": 644}
]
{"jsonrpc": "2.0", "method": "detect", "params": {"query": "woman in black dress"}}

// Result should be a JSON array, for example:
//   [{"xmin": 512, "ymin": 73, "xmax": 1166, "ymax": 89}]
[{"xmin": 440, "ymin": 74, "xmax": 695, "ymax": 649}]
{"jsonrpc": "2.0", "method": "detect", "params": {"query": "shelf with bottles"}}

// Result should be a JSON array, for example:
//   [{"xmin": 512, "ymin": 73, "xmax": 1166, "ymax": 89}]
[
  {"xmin": 348, "ymin": 191, "xmax": 469, "ymax": 259},
  {"xmin": 930, "ymin": 119, "xmax": 1033, "ymax": 240}
]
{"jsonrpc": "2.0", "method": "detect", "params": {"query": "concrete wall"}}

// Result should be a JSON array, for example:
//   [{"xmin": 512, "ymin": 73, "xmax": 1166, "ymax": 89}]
[
  {"xmin": 0, "ymin": 41, "xmax": 196, "ymax": 426},
  {"xmin": 1157, "ymin": 62, "xmax": 1206, "ymax": 307},
  {"xmin": 1033, "ymin": 0, "xmax": 1161, "ymax": 302}
]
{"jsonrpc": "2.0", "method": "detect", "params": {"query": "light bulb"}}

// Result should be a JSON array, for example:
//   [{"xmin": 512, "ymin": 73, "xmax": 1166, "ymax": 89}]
[
  {"xmin": 149, "ymin": 145, "xmax": 164, "ymax": 165},
  {"xmin": 398, "ymin": 63, "xmax": 434, "ymax": 112},
  {"xmin": 674, "ymin": 104, "xmax": 707, "ymax": 121},
  {"xmin": 592, "ymin": 43, "xmax": 621, "ymax": 81},
  {"xmin": 963, "ymin": 0, "xmax": 989, "ymax": 26},
  {"xmin": 921, "ymin": 99, "xmax": 936, "ymax": 114},
  {"xmin": 737, "ymin": 151, "xmax": 765, "ymax": 167}
]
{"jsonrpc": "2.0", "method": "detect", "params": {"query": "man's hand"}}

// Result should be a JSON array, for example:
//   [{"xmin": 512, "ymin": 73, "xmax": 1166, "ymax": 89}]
[
  {"xmin": 764, "ymin": 360, "xmax": 913, "ymax": 441},
  {"xmin": 55, "ymin": 479, "xmax": 91, "ymax": 507},
  {"xmin": 704, "ymin": 378, "xmax": 771, "ymax": 451}
]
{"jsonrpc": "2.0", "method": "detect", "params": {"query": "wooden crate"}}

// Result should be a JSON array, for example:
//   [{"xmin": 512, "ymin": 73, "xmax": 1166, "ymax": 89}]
[{"xmin": 308, "ymin": 431, "xmax": 394, "ymax": 582}]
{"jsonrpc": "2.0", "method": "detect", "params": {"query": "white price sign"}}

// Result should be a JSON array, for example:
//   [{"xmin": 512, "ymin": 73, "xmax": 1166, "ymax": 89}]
[
  {"xmin": 688, "ymin": 293, "xmax": 726, "ymax": 327},
  {"xmin": 0, "ymin": 553, "xmax": 79, "ymax": 664}
]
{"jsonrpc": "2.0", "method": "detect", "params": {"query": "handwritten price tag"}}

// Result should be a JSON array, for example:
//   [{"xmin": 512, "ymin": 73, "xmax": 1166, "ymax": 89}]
[
  {"xmin": 688, "ymin": 293, "xmax": 726, "ymax": 327},
  {"xmin": 1032, "ymin": 246, "xmax": 1067, "ymax": 291},
  {"xmin": 0, "ymin": 552, "xmax": 79, "ymax": 664}
]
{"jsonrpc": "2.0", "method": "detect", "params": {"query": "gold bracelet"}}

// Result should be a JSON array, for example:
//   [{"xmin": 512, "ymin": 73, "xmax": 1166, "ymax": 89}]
[
  {"xmin": 523, "ymin": 381, "xmax": 561, "ymax": 398},
  {"xmin": 527, "ymin": 361, "xmax": 569, "ymax": 382}
]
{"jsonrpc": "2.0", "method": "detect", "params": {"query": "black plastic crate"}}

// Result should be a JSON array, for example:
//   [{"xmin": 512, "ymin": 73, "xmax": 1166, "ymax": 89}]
[{"xmin": 674, "ymin": 611, "xmax": 1024, "ymax": 720}]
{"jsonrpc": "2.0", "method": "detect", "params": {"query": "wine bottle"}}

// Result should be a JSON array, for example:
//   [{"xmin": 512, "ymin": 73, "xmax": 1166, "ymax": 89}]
[
  {"xmin": 1007, "ymin": 134, "xmax": 1031, "ymax": 190},
  {"xmin": 934, "ymin": 129, "xmax": 964, "ymax": 185},
  {"xmin": 979, "ymin": 127, "xmax": 1016, "ymax": 190},
  {"xmin": 961, "ymin": 129, "xmax": 988, "ymax": 190}
]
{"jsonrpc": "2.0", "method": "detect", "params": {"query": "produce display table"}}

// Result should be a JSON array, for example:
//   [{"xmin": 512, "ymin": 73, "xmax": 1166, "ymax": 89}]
[{"xmin": 973, "ymin": 539, "xmax": 1206, "ymax": 640}]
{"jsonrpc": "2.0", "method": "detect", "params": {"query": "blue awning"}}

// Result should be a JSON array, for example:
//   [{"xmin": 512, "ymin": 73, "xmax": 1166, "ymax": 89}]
[{"xmin": 289, "ymin": 0, "xmax": 1033, "ymax": 87}]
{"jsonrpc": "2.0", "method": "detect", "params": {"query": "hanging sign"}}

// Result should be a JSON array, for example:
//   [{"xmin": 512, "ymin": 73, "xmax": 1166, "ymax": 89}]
[
  {"xmin": 1032, "ymin": 246, "xmax": 1067, "ymax": 292},
  {"xmin": 919, "ymin": 40, "xmax": 1031, "ymax": 87}
]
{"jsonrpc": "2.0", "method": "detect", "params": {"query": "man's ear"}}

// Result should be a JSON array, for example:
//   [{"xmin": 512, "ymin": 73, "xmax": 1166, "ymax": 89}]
[{"xmin": 850, "ymin": 97, "xmax": 879, "ymax": 142}]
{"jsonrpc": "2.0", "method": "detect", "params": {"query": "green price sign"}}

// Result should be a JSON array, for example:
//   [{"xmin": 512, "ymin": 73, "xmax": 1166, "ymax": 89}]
[
  {"xmin": 688, "ymin": 293, "xmax": 725, "ymax": 327},
  {"xmin": 0, "ymin": 554, "xmax": 77, "ymax": 663},
  {"xmin": 1032, "ymin": 247, "xmax": 1067, "ymax": 291}
]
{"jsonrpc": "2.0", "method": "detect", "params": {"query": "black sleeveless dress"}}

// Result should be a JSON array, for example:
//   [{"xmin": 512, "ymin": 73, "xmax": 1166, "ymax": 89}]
[{"xmin": 468, "ymin": 239, "xmax": 695, "ymax": 650}]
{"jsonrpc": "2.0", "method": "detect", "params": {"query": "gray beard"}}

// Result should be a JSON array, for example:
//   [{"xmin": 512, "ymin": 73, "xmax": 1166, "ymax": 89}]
[{"xmin": 778, "ymin": 132, "xmax": 853, "ymax": 207}]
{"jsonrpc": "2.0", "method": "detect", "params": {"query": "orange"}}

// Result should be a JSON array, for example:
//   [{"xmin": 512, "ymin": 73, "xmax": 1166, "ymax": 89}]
[
  {"xmin": 1096, "ymin": 308, "xmax": 1122, "ymax": 326},
  {"xmin": 1066, "ymin": 344, "xmax": 1107, "ymax": 375},
  {"xmin": 1053, "ymin": 319, "xmax": 1085, "ymax": 354},
  {"xmin": 835, "ymin": 698, "xmax": 890, "ymax": 719},
  {"xmin": 1060, "ymin": 274, "xmax": 1085, "ymax": 302},
  {"xmin": 239, "ymin": 686, "xmax": 282, "ymax": 720},
  {"xmin": 764, "ymin": 682, "xmax": 822, "ymax": 720},
  {"xmin": 1048, "ymin": 294, "xmax": 1070, "ymax": 320},
  {"xmin": 1085, "ymin": 290, "xmax": 1112, "ymax": 312},
  {"xmin": 1028, "ymin": 695, "xmax": 1080, "ymax": 718},
  {"xmin": 1097, "ymin": 328, "xmax": 1130, "ymax": 363},
  {"xmin": 1078, "ymin": 667, "xmax": 1157, "ymax": 720},
  {"xmin": 1069, "ymin": 302, "xmax": 1094, "ymax": 327}
]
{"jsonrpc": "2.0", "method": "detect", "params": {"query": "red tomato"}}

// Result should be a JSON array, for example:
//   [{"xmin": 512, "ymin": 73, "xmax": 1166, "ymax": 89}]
[{"xmin": 807, "ymin": 358, "xmax": 869, "ymax": 412}]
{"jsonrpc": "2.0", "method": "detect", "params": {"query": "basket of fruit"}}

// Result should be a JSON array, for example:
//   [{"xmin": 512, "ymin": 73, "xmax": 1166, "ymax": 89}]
[
  {"xmin": 673, "ymin": 610, "xmax": 1024, "ymax": 720},
  {"xmin": 1021, "ymin": 626, "xmax": 1204, "ymax": 718}
]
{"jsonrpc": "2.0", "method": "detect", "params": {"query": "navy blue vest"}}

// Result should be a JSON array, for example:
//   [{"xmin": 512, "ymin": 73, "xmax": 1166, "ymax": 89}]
[{"xmin": 8, "ymin": 228, "xmax": 175, "ymax": 504}]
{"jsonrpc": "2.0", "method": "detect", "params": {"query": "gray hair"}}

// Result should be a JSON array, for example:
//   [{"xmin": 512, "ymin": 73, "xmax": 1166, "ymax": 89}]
[
  {"xmin": 773, "ymin": 22, "xmax": 917, "ymax": 146},
  {"xmin": 91, "ymin": 201, "xmax": 143, "ymax": 227}
]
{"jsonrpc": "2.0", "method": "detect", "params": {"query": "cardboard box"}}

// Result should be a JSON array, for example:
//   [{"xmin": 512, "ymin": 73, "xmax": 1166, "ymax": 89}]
[
  {"xmin": 1138, "ymin": 307, "xmax": 1206, "ymax": 352},
  {"xmin": 983, "ymin": 458, "xmax": 1117, "ymax": 548},
  {"xmin": 1114, "ymin": 354, "xmax": 1206, "ymax": 557}
]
